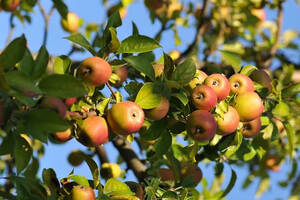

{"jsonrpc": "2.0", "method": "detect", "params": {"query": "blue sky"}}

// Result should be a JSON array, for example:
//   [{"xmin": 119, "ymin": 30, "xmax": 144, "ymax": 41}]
[{"xmin": 0, "ymin": 0, "xmax": 300, "ymax": 199}]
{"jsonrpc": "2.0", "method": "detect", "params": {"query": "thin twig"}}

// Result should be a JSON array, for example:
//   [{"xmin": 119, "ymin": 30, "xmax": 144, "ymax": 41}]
[
  {"xmin": 5, "ymin": 14, "xmax": 15, "ymax": 47},
  {"xmin": 38, "ymin": 1, "xmax": 55, "ymax": 46},
  {"xmin": 95, "ymin": 146, "xmax": 109, "ymax": 165},
  {"xmin": 106, "ymin": 82, "xmax": 117, "ymax": 99}
]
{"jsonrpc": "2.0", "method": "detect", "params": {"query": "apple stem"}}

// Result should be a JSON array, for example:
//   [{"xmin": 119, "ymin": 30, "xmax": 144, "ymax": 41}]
[{"xmin": 106, "ymin": 82, "xmax": 117, "ymax": 100}]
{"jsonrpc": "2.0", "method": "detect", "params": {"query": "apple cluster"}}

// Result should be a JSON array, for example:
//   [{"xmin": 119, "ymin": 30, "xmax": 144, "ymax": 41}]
[
  {"xmin": 0, "ymin": 0, "xmax": 20, "ymax": 12},
  {"xmin": 187, "ymin": 70, "xmax": 265, "ymax": 142}
]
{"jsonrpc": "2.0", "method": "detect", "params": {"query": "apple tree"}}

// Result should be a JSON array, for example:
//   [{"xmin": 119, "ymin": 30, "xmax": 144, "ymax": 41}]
[{"xmin": 0, "ymin": 0, "xmax": 299, "ymax": 199}]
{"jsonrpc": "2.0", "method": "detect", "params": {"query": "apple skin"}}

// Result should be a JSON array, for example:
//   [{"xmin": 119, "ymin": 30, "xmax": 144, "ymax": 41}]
[
  {"xmin": 181, "ymin": 164, "xmax": 203, "ymax": 185},
  {"xmin": 77, "ymin": 116, "xmax": 109, "ymax": 147},
  {"xmin": 65, "ymin": 97, "xmax": 77, "ymax": 107},
  {"xmin": 107, "ymin": 101, "xmax": 145, "ymax": 136},
  {"xmin": 53, "ymin": 128, "xmax": 72, "ymax": 143},
  {"xmin": 229, "ymin": 74, "xmax": 255, "ymax": 95},
  {"xmin": 72, "ymin": 185, "xmax": 95, "ymax": 200},
  {"xmin": 78, "ymin": 57, "xmax": 112, "ymax": 87},
  {"xmin": 145, "ymin": 97, "xmax": 169, "ymax": 120},
  {"xmin": 41, "ymin": 97, "xmax": 67, "ymax": 118},
  {"xmin": 204, "ymin": 74, "xmax": 230, "ymax": 101},
  {"xmin": 153, "ymin": 64, "xmax": 164, "ymax": 78},
  {"xmin": 1, "ymin": 0, "xmax": 20, "ymax": 12},
  {"xmin": 159, "ymin": 168, "xmax": 175, "ymax": 182},
  {"xmin": 216, "ymin": 106, "xmax": 240, "ymax": 135},
  {"xmin": 111, "ymin": 66, "xmax": 128, "ymax": 87},
  {"xmin": 125, "ymin": 181, "xmax": 144, "ymax": 200},
  {"xmin": 188, "ymin": 70, "xmax": 208, "ymax": 91},
  {"xmin": 241, "ymin": 117, "xmax": 261, "ymax": 138},
  {"xmin": 265, "ymin": 155, "xmax": 281, "ymax": 172},
  {"xmin": 186, "ymin": 110, "xmax": 217, "ymax": 142},
  {"xmin": 68, "ymin": 150, "xmax": 84, "ymax": 167},
  {"xmin": 250, "ymin": 70, "xmax": 272, "ymax": 93},
  {"xmin": 192, "ymin": 85, "xmax": 217, "ymax": 111},
  {"xmin": 169, "ymin": 50, "xmax": 180, "ymax": 60},
  {"xmin": 234, "ymin": 92, "xmax": 264, "ymax": 122},
  {"xmin": 61, "ymin": 12, "xmax": 80, "ymax": 33},
  {"xmin": 100, "ymin": 163, "xmax": 122, "ymax": 179}
]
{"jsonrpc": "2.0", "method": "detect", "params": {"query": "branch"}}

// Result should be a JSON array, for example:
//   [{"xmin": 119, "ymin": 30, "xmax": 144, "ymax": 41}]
[
  {"xmin": 5, "ymin": 14, "xmax": 15, "ymax": 47},
  {"xmin": 95, "ymin": 146, "xmax": 109, "ymax": 165},
  {"xmin": 106, "ymin": 82, "xmax": 117, "ymax": 100},
  {"xmin": 112, "ymin": 137, "xmax": 147, "ymax": 182},
  {"xmin": 38, "ymin": 1, "xmax": 55, "ymax": 46}
]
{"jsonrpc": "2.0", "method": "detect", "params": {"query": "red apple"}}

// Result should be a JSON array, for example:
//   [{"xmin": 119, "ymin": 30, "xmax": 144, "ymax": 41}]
[
  {"xmin": 192, "ymin": 85, "xmax": 217, "ymax": 111},
  {"xmin": 41, "ymin": 97, "xmax": 67, "ymax": 118},
  {"xmin": 250, "ymin": 70, "xmax": 272, "ymax": 93},
  {"xmin": 1, "ymin": 0, "xmax": 20, "ymax": 12},
  {"xmin": 229, "ymin": 74, "xmax": 254, "ymax": 95},
  {"xmin": 241, "ymin": 117, "xmax": 261, "ymax": 138},
  {"xmin": 159, "ymin": 168, "xmax": 175, "ymax": 182},
  {"xmin": 145, "ymin": 97, "xmax": 169, "ymax": 120},
  {"xmin": 204, "ymin": 73, "xmax": 230, "ymax": 101},
  {"xmin": 78, "ymin": 57, "xmax": 112, "ymax": 87},
  {"xmin": 234, "ymin": 92, "xmax": 264, "ymax": 121},
  {"xmin": 188, "ymin": 70, "xmax": 208, "ymax": 91},
  {"xmin": 125, "ymin": 182, "xmax": 144, "ymax": 200},
  {"xmin": 186, "ymin": 110, "xmax": 217, "ymax": 142},
  {"xmin": 53, "ymin": 128, "xmax": 72, "ymax": 143},
  {"xmin": 181, "ymin": 163, "xmax": 203, "ymax": 185},
  {"xmin": 111, "ymin": 66, "xmax": 128, "ymax": 87},
  {"xmin": 65, "ymin": 97, "xmax": 77, "ymax": 107},
  {"xmin": 72, "ymin": 185, "xmax": 95, "ymax": 200},
  {"xmin": 61, "ymin": 12, "xmax": 80, "ymax": 33},
  {"xmin": 216, "ymin": 106, "xmax": 240, "ymax": 135},
  {"xmin": 107, "ymin": 101, "xmax": 144, "ymax": 136},
  {"xmin": 77, "ymin": 116, "xmax": 109, "ymax": 147},
  {"xmin": 153, "ymin": 64, "xmax": 164, "ymax": 78},
  {"xmin": 265, "ymin": 155, "xmax": 281, "ymax": 172}
]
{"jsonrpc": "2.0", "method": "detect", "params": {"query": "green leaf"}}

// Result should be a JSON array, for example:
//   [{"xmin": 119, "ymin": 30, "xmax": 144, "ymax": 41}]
[
  {"xmin": 224, "ymin": 131, "xmax": 243, "ymax": 158},
  {"xmin": 0, "ymin": 134, "xmax": 14, "ymax": 155},
  {"xmin": 240, "ymin": 65, "xmax": 258, "ymax": 76},
  {"xmin": 282, "ymin": 83, "xmax": 300, "ymax": 97},
  {"xmin": 272, "ymin": 102, "xmax": 290, "ymax": 118},
  {"xmin": 69, "ymin": 175, "xmax": 90, "ymax": 187},
  {"xmin": 132, "ymin": 22, "xmax": 139, "ymax": 35},
  {"xmin": 118, "ymin": 35, "xmax": 161, "ymax": 53},
  {"xmin": 5, "ymin": 71, "xmax": 40, "ymax": 93},
  {"xmin": 42, "ymin": 168, "xmax": 60, "ymax": 198},
  {"xmin": 19, "ymin": 48, "xmax": 34, "ymax": 76},
  {"xmin": 163, "ymin": 53, "xmax": 175, "ymax": 79},
  {"xmin": 142, "ymin": 120, "xmax": 166, "ymax": 140},
  {"xmin": 220, "ymin": 50, "xmax": 241, "ymax": 73},
  {"xmin": 53, "ymin": 55, "xmax": 71, "ymax": 74},
  {"xmin": 14, "ymin": 135, "xmax": 32, "ymax": 174},
  {"xmin": 109, "ymin": 27, "xmax": 120, "ymax": 52},
  {"xmin": 106, "ymin": 11, "xmax": 122, "ymax": 29},
  {"xmin": 32, "ymin": 45, "xmax": 49, "ymax": 79},
  {"xmin": 221, "ymin": 169, "xmax": 237, "ymax": 197},
  {"xmin": 284, "ymin": 122, "xmax": 295, "ymax": 159},
  {"xmin": 81, "ymin": 154, "xmax": 100, "ymax": 188},
  {"xmin": 172, "ymin": 92, "xmax": 188, "ymax": 106},
  {"xmin": 51, "ymin": 0, "xmax": 68, "ymax": 18},
  {"xmin": 0, "ymin": 35, "xmax": 26, "ymax": 69},
  {"xmin": 0, "ymin": 67, "xmax": 10, "ymax": 92},
  {"xmin": 255, "ymin": 178, "xmax": 270, "ymax": 198},
  {"xmin": 65, "ymin": 34, "xmax": 95, "ymax": 55},
  {"xmin": 103, "ymin": 178, "xmax": 135, "ymax": 196},
  {"xmin": 23, "ymin": 157, "xmax": 39, "ymax": 178},
  {"xmin": 171, "ymin": 58, "xmax": 196, "ymax": 86},
  {"xmin": 39, "ymin": 74, "xmax": 87, "ymax": 98},
  {"xmin": 154, "ymin": 130, "xmax": 172, "ymax": 156},
  {"xmin": 124, "ymin": 55, "xmax": 155, "ymax": 81},
  {"xmin": 283, "ymin": 30, "xmax": 298, "ymax": 46},
  {"xmin": 135, "ymin": 82, "xmax": 162, "ymax": 109}
]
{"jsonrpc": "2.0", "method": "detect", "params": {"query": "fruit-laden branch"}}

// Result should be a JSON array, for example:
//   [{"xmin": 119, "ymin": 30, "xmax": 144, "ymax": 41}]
[
  {"xmin": 262, "ymin": 0, "xmax": 283, "ymax": 68},
  {"xmin": 112, "ymin": 137, "xmax": 147, "ymax": 182},
  {"xmin": 95, "ymin": 146, "xmax": 109, "ymax": 165}
]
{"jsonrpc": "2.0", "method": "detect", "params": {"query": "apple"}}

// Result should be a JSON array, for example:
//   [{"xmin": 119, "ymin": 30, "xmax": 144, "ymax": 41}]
[
  {"xmin": 72, "ymin": 185, "xmax": 95, "ymax": 200},
  {"xmin": 78, "ymin": 57, "xmax": 112, "ymax": 87},
  {"xmin": 181, "ymin": 163, "xmax": 203, "ymax": 185},
  {"xmin": 166, "ymin": 0, "xmax": 182, "ymax": 18},
  {"xmin": 241, "ymin": 117, "xmax": 261, "ymax": 138},
  {"xmin": 251, "ymin": 9, "xmax": 266, "ymax": 24},
  {"xmin": 65, "ymin": 97, "xmax": 77, "ymax": 107},
  {"xmin": 229, "ymin": 74, "xmax": 254, "ymax": 95},
  {"xmin": 41, "ymin": 97, "xmax": 67, "ymax": 118},
  {"xmin": 169, "ymin": 50, "xmax": 180, "ymax": 60},
  {"xmin": 111, "ymin": 66, "xmax": 128, "ymax": 87},
  {"xmin": 107, "ymin": 101, "xmax": 144, "ymax": 136},
  {"xmin": 153, "ymin": 64, "xmax": 164, "ymax": 78},
  {"xmin": 192, "ymin": 85, "xmax": 217, "ymax": 111},
  {"xmin": 159, "ymin": 168, "xmax": 175, "ymax": 182},
  {"xmin": 265, "ymin": 155, "xmax": 281, "ymax": 172},
  {"xmin": 100, "ymin": 163, "xmax": 122, "ymax": 179},
  {"xmin": 188, "ymin": 70, "xmax": 208, "ymax": 91},
  {"xmin": 234, "ymin": 92, "xmax": 264, "ymax": 121},
  {"xmin": 145, "ymin": 97, "xmax": 169, "ymax": 120},
  {"xmin": 1, "ymin": 0, "xmax": 20, "ymax": 12},
  {"xmin": 250, "ymin": 70, "xmax": 272, "ymax": 93},
  {"xmin": 53, "ymin": 128, "xmax": 72, "ymax": 143},
  {"xmin": 68, "ymin": 150, "xmax": 84, "ymax": 167},
  {"xmin": 61, "ymin": 12, "xmax": 80, "ymax": 33},
  {"xmin": 216, "ymin": 106, "xmax": 240, "ymax": 135},
  {"xmin": 125, "ymin": 181, "xmax": 144, "ymax": 200},
  {"xmin": 186, "ymin": 110, "xmax": 217, "ymax": 142},
  {"xmin": 204, "ymin": 74, "xmax": 230, "ymax": 101},
  {"xmin": 77, "ymin": 116, "xmax": 109, "ymax": 147}
]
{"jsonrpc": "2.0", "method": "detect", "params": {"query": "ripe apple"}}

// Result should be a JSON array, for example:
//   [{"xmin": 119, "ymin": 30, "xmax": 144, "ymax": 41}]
[
  {"xmin": 111, "ymin": 66, "xmax": 128, "ymax": 87},
  {"xmin": 250, "ymin": 70, "xmax": 272, "ymax": 93},
  {"xmin": 125, "ymin": 181, "xmax": 144, "ymax": 200},
  {"xmin": 108, "ymin": 101, "xmax": 144, "ymax": 136},
  {"xmin": 145, "ymin": 97, "xmax": 169, "ymax": 120},
  {"xmin": 61, "ymin": 12, "xmax": 80, "ymax": 33},
  {"xmin": 229, "ymin": 73, "xmax": 254, "ymax": 95},
  {"xmin": 159, "ymin": 168, "xmax": 175, "ymax": 182},
  {"xmin": 192, "ymin": 85, "xmax": 217, "ymax": 111},
  {"xmin": 68, "ymin": 150, "xmax": 84, "ymax": 167},
  {"xmin": 169, "ymin": 50, "xmax": 180, "ymax": 60},
  {"xmin": 265, "ymin": 155, "xmax": 281, "ymax": 172},
  {"xmin": 53, "ymin": 128, "xmax": 72, "ymax": 143},
  {"xmin": 181, "ymin": 163, "xmax": 203, "ymax": 185},
  {"xmin": 72, "ymin": 185, "xmax": 95, "ymax": 200},
  {"xmin": 153, "ymin": 64, "xmax": 164, "ymax": 78},
  {"xmin": 186, "ymin": 110, "xmax": 217, "ymax": 142},
  {"xmin": 204, "ymin": 74, "xmax": 230, "ymax": 101},
  {"xmin": 41, "ymin": 97, "xmax": 67, "ymax": 118},
  {"xmin": 77, "ymin": 116, "xmax": 109, "ymax": 147},
  {"xmin": 251, "ymin": 9, "xmax": 266, "ymax": 24},
  {"xmin": 216, "ymin": 106, "xmax": 240, "ymax": 135},
  {"xmin": 65, "ymin": 97, "xmax": 77, "ymax": 107},
  {"xmin": 188, "ymin": 70, "xmax": 208, "ymax": 91},
  {"xmin": 100, "ymin": 163, "xmax": 122, "ymax": 179},
  {"xmin": 234, "ymin": 92, "xmax": 264, "ymax": 121},
  {"xmin": 241, "ymin": 117, "xmax": 261, "ymax": 138},
  {"xmin": 78, "ymin": 57, "xmax": 112, "ymax": 87},
  {"xmin": 1, "ymin": 0, "xmax": 20, "ymax": 12}
]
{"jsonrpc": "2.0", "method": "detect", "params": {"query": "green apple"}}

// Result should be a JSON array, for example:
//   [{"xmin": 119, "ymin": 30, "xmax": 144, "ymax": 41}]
[
  {"xmin": 72, "ymin": 185, "xmax": 95, "ymax": 200},
  {"xmin": 61, "ymin": 12, "xmax": 80, "ymax": 33}
]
